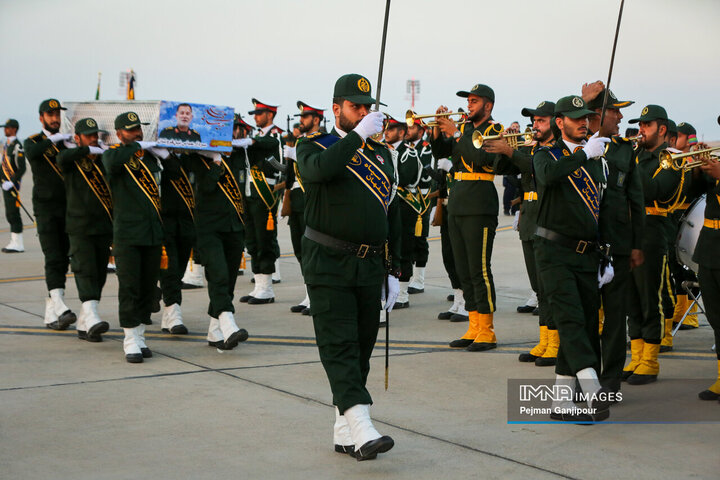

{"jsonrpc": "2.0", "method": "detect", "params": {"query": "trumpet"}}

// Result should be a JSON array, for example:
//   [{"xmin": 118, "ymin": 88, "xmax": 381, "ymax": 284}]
[
  {"xmin": 406, "ymin": 109, "xmax": 466, "ymax": 127},
  {"xmin": 473, "ymin": 127, "xmax": 536, "ymax": 149},
  {"xmin": 659, "ymin": 146, "xmax": 720, "ymax": 170}
]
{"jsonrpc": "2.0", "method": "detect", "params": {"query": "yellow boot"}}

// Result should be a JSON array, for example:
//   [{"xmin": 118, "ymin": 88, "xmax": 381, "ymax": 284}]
[
  {"xmin": 660, "ymin": 317, "xmax": 674, "ymax": 352},
  {"xmin": 627, "ymin": 342, "xmax": 660, "ymax": 385},
  {"xmin": 622, "ymin": 338, "xmax": 645, "ymax": 380},
  {"xmin": 698, "ymin": 360, "xmax": 720, "ymax": 400},
  {"xmin": 449, "ymin": 311, "xmax": 479, "ymax": 348},
  {"xmin": 674, "ymin": 294, "xmax": 699, "ymax": 329},
  {"xmin": 519, "ymin": 325, "xmax": 547, "ymax": 362},
  {"xmin": 684, "ymin": 300, "xmax": 699, "ymax": 328},
  {"xmin": 467, "ymin": 313, "xmax": 497, "ymax": 351},
  {"xmin": 535, "ymin": 328, "xmax": 559, "ymax": 367}
]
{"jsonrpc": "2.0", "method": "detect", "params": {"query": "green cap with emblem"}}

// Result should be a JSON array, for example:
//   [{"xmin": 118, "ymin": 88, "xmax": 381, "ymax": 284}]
[
  {"xmin": 456, "ymin": 84, "xmax": 495, "ymax": 102},
  {"xmin": 333, "ymin": 74, "xmax": 385, "ymax": 106},
  {"xmin": 521, "ymin": 101, "xmax": 555, "ymax": 118},
  {"xmin": 628, "ymin": 104, "xmax": 668, "ymax": 124},
  {"xmin": 586, "ymin": 88, "xmax": 634, "ymax": 110},
  {"xmin": 1, "ymin": 119, "xmax": 19, "ymax": 129},
  {"xmin": 114, "ymin": 111, "xmax": 149, "ymax": 130},
  {"xmin": 39, "ymin": 98, "xmax": 67, "ymax": 113},
  {"xmin": 677, "ymin": 122, "xmax": 696, "ymax": 135},
  {"xmin": 74, "ymin": 117, "xmax": 108, "ymax": 135},
  {"xmin": 554, "ymin": 95, "xmax": 596, "ymax": 119}
]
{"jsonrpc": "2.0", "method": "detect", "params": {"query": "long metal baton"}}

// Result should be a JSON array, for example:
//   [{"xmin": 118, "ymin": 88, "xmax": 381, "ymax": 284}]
[{"xmin": 599, "ymin": 0, "xmax": 626, "ymax": 126}]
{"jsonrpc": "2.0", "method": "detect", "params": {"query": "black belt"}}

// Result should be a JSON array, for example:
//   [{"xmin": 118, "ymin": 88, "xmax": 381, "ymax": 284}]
[
  {"xmin": 535, "ymin": 226, "xmax": 598, "ymax": 255},
  {"xmin": 304, "ymin": 226, "xmax": 384, "ymax": 259}
]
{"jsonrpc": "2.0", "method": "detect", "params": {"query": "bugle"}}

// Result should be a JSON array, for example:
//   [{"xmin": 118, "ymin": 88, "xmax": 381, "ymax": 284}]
[
  {"xmin": 473, "ymin": 127, "xmax": 535, "ymax": 149},
  {"xmin": 659, "ymin": 146, "xmax": 720, "ymax": 171},
  {"xmin": 406, "ymin": 109, "xmax": 466, "ymax": 127}
]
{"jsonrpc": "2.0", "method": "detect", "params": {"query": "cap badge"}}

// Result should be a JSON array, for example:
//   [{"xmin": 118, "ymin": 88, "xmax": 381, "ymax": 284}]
[
  {"xmin": 609, "ymin": 90, "xmax": 617, "ymax": 100},
  {"xmin": 87, "ymin": 119, "xmax": 96, "ymax": 127},
  {"xmin": 537, "ymin": 101, "xmax": 545, "ymax": 109},
  {"xmin": 49, "ymin": 100, "xmax": 59, "ymax": 108},
  {"xmin": 357, "ymin": 78, "xmax": 370, "ymax": 93},
  {"xmin": 128, "ymin": 112, "xmax": 138, "ymax": 122},
  {"xmin": 641, "ymin": 106, "xmax": 649, "ymax": 116},
  {"xmin": 572, "ymin": 97, "xmax": 584, "ymax": 108},
  {"xmin": 678, "ymin": 122, "xmax": 686, "ymax": 127}
]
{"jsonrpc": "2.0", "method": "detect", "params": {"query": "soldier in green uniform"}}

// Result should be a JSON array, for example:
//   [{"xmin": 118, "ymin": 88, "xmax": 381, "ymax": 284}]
[
  {"xmin": 402, "ymin": 115, "xmax": 435, "ymax": 297},
  {"xmin": 56, "ymin": 118, "xmax": 113, "ymax": 342},
  {"xmin": 102, "ymin": 112, "xmax": 164, "ymax": 363},
  {"xmin": 584, "ymin": 87, "xmax": 645, "ymax": 393},
  {"xmin": 186, "ymin": 144, "xmax": 249, "ymax": 351},
  {"xmin": 283, "ymin": 101, "xmax": 324, "ymax": 315},
  {"xmin": 623, "ymin": 105, "xmax": 682, "ymax": 385},
  {"xmin": 239, "ymin": 99, "xmax": 284, "ymax": 305},
  {"xmin": 1, "ymin": 119, "xmax": 26, "ymax": 253},
  {"xmin": 533, "ymin": 95, "xmax": 614, "ymax": 421},
  {"xmin": 484, "ymin": 100, "xmax": 558, "ymax": 366},
  {"xmin": 296, "ymin": 73, "xmax": 400, "ymax": 460},
  {"xmin": 429, "ymin": 84, "xmax": 511, "ymax": 351},
  {"xmin": 24, "ymin": 99, "xmax": 77, "ymax": 330},
  {"xmin": 694, "ymin": 157, "xmax": 720, "ymax": 401},
  {"xmin": 158, "ymin": 103, "xmax": 202, "ymax": 143}
]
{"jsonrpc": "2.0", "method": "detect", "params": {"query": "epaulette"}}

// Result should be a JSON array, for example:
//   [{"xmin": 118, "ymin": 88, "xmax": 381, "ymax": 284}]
[
  {"xmin": 270, "ymin": 127, "xmax": 283, "ymax": 135},
  {"xmin": 614, "ymin": 136, "xmax": 633, "ymax": 144},
  {"xmin": 367, "ymin": 137, "xmax": 387, "ymax": 148},
  {"xmin": 108, "ymin": 143, "xmax": 122, "ymax": 149},
  {"xmin": 305, "ymin": 131, "xmax": 325, "ymax": 140},
  {"xmin": 27, "ymin": 132, "xmax": 44, "ymax": 142},
  {"xmin": 162, "ymin": 126, "xmax": 173, "ymax": 131}
]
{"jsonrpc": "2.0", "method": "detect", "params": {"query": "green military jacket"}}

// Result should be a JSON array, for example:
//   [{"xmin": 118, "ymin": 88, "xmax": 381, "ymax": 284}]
[
  {"xmin": 158, "ymin": 126, "xmax": 202, "ymax": 143},
  {"xmin": 534, "ymin": 138, "xmax": 606, "ymax": 241},
  {"xmin": 395, "ymin": 141, "xmax": 422, "ymax": 188},
  {"xmin": 296, "ymin": 128, "xmax": 401, "ymax": 286},
  {"xmin": 160, "ymin": 153, "xmax": 195, "ymax": 237},
  {"xmin": 24, "ymin": 132, "xmax": 67, "ymax": 217},
  {"xmin": 497, "ymin": 144, "xmax": 541, "ymax": 242},
  {"xmin": 693, "ymin": 175, "xmax": 720, "ymax": 269},
  {"xmin": 102, "ymin": 143, "xmax": 164, "ymax": 246},
  {"xmin": 1, "ymin": 138, "xmax": 26, "ymax": 185},
  {"xmin": 599, "ymin": 137, "xmax": 645, "ymax": 255},
  {"xmin": 635, "ymin": 142, "xmax": 681, "ymax": 209},
  {"xmin": 413, "ymin": 139, "xmax": 435, "ymax": 192},
  {"xmin": 429, "ymin": 118, "xmax": 510, "ymax": 216},
  {"xmin": 245, "ymin": 125, "xmax": 283, "ymax": 203},
  {"xmin": 56, "ymin": 146, "xmax": 113, "ymax": 236},
  {"xmin": 187, "ymin": 151, "xmax": 245, "ymax": 233}
]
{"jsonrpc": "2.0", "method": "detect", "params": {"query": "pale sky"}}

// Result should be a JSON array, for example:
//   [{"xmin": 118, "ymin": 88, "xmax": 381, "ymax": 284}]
[{"xmin": 1, "ymin": 0, "xmax": 719, "ymax": 140}]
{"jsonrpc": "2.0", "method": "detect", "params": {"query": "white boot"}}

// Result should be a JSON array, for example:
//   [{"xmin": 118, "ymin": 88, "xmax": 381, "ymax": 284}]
[
  {"xmin": 2, "ymin": 232, "xmax": 24, "ymax": 253},
  {"xmin": 249, "ymin": 274, "xmax": 274, "ymax": 302},
  {"xmin": 44, "ymin": 297, "xmax": 58, "ymax": 326},
  {"xmin": 334, "ymin": 407, "xmax": 355, "ymax": 454},
  {"xmin": 161, "ymin": 304, "xmax": 187, "ymax": 334},
  {"xmin": 218, "ymin": 311, "xmax": 248, "ymax": 350},
  {"xmin": 551, "ymin": 374, "xmax": 577, "ymax": 413},
  {"xmin": 49, "ymin": 288, "xmax": 71, "ymax": 317},
  {"xmin": 181, "ymin": 259, "xmax": 205, "ymax": 288},
  {"xmin": 207, "ymin": 316, "xmax": 224, "ymax": 346},
  {"xmin": 448, "ymin": 289, "xmax": 462, "ymax": 314},
  {"xmin": 525, "ymin": 291, "xmax": 538, "ymax": 308},
  {"xmin": 301, "ymin": 285, "xmax": 310, "ymax": 307},
  {"xmin": 272, "ymin": 259, "xmax": 282, "ymax": 283},
  {"xmin": 407, "ymin": 267, "xmax": 425, "ymax": 293},
  {"xmin": 395, "ymin": 282, "xmax": 409, "ymax": 307},
  {"xmin": 241, "ymin": 274, "xmax": 260, "ymax": 302},
  {"xmin": 123, "ymin": 327, "xmax": 143, "ymax": 362},
  {"xmin": 83, "ymin": 300, "xmax": 102, "ymax": 330},
  {"xmin": 343, "ymin": 404, "xmax": 383, "ymax": 450},
  {"xmin": 136, "ymin": 324, "xmax": 149, "ymax": 350},
  {"xmin": 576, "ymin": 367, "xmax": 604, "ymax": 409},
  {"xmin": 46, "ymin": 289, "xmax": 76, "ymax": 329},
  {"xmin": 76, "ymin": 303, "xmax": 87, "ymax": 335},
  {"xmin": 455, "ymin": 291, "xmax": 468, "ymax": 317}
]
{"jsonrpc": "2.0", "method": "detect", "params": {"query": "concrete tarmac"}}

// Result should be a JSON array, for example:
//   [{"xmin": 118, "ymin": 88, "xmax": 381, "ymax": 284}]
[{"xmin": 1, "ymin": 178, "xmax": 719, "ymax": 480}]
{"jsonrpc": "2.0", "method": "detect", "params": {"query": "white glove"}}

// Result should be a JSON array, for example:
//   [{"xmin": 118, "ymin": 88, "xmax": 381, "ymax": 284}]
[
  {"xmin": 2, "ymin": 181, "xmax": 13, "ymax": 191},
  {"xmin": 48, "ymin": 133, "xmax": 71, "ymax": 144},
  {"xmin": 200, "ymin": 151, "xmax": 222, "ymax": 163},
  {"xmin": 149, "ymin": 146, "xmax": 170, "ymax": 159},
  {"xmin": 512, "ymin": 210, "xmax": 520, "ymax": 231},
  {"xmin": 582, "ymin": 132, "xmax": 611, "ymax": 159},
  {"xmin": 598, "ymin": 262, "xmax": 615, "ymax": 288},
  {"xmin": 353, "ymin": 111, "xmax": 385, "ymax": 141},
  {"xmin": 436, "ymin": 158, "xmax": 453, "ymax": 172},
  {"xmin": 232, "ymin": 138, "xmax": 253, "ymax": 148},
  {"xmin": 137, "ymin": 141, "xmax": 156, "ymax": 150},
  {"xmin": 63, "ymin": 139, "xmax": 77, "ymax": 149},
  {"xmin": 382, "ymin": 275, "xmax": 400, "ymax": 312},
  {"xmin": 88, "ymin": 146, "xmax": 105, "ymax": 155},
  {"xmin": 283, "ymin": 145, "xmax": 296, "ymax": 160}
]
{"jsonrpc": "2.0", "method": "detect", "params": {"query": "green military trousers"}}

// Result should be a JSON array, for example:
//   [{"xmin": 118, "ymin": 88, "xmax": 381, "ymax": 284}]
[
  {"xmin": 600, "ymin": 254, "xmax": 630, "ymax": 390},
  {"xmin": 287, "ymin": 188, "xmax": 305, "ymax": 265},
  {"xmin": 448, "ymin": 214, "xmax": 497, "ymax": 313},
  {"xmin": 535, "ymin": 238, "xmax": 601, "ymax": 376},
  {"xmin": 197, "ymin": 230, "xmax": 244, "ymax": 318},
  {"xmin": 114, "ymin": 243, "xmax": 161, "ymax": 328},
  {"xmin": 308, "ymin": 283, "xmax": 382, "ymax": 414},
  {"xmin": 698, "ymin": 265, "xmax": 720, "ymax": 360},
  {"xmin": 36, "ymin": 213, "xmax": 70, "ymax": 291},
  {"xmin": 532, "ymin": 239, "xmax": 554, "ymax": 330},
  {"xmin": 160, "ymin": 232, "xmax": 194, "ymax": 306},
  {"xmin": 440, "ymin": 205, "xmax": 461, "ymax": 289},
  {"xmin": 68, "ymin": 234, "xmax": 112, "ymax": 302},
  {"xmin": 398, "ymin": 202, "xmax": 430, "ymax": 281},
  {"xmin": 2, "ymin": 189, "xmax": 22, "ymax": 233},
  {"xmin": 244, "ymin": 196, "xmax": 279, "ymax": 275}
]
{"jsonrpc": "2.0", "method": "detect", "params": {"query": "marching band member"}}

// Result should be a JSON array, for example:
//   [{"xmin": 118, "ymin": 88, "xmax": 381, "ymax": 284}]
[{"xmin": 1, "ymin": 119, "xmax": 25, "ymax": 253}]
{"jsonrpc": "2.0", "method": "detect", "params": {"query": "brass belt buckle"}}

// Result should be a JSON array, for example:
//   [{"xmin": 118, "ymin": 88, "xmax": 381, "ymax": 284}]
[
  {"xmin": 357, "ymin": 244, "xmax": 369, "ymax": 258},
  {"xmin": 576, "ymin": 240, "xmax": 587, "ymax": 254}
]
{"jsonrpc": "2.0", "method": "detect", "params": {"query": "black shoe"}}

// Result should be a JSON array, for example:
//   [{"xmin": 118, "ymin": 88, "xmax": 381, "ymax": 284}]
[
  {"xmin": 407, "ymin": 286, "xmax": 424, "ymax": 294},
  {"xmin": 181, "ymin": 282, "xmax": 203, "ymax": 289},
  {"xmin": 516, "ymin": 305, "xmax": 535, "ymax": 313},
  {"xmin": 141, "ymin": 347, "xmax": 152, "ymax": 358},
  {"xmin": 518, "ymin": 352, "xmax": 539, "ymax": 362},
  {"xmin": 290, "ymin": 304, "xmax": 306, "ymax": 313},
  {"xmin": 301, "ymin": 307, "xmax": 310, "ymax": 316},
  {"xmin": 621, "ymin": 369, "xmax": 635, "ymax": 381},
  {"xmin": 379, "ymin": 321, "xmax": 386, "ymax": 328},
  {"xmin": 535, "ymin": 356, "xmax": 557, "ymax": 367},
  {"xmin": 356, "ymin": 436, "xmax": 394, "ymax": 461},
  {"xmin": 626, "ymin": 373, "xmax": 657, "ymax": 385},
  {"xmin": 450, "ymin": 314, "xmax": 468, "ymax": 322},
  {"xmin": 46, "ymin": 311, "xmax": 77, "ymax": 331},
  {"xmin": 162, "ymin": 324, "xmax": 188, "ymax": 335},
  {"xmin": 393, "ymin": 301, "xmax": 409, "ymax": 309},
  {"xmin": 77, "ymin": 330, "xmax": 87, "ymax": 340},
  {"xmin": 106, "ymin": 266, "xmax": 116, "ymax": 274},
  {"xmin": 208, "ymin": 340, "xmax": 224, "ymax": 348},
  {"xmin": 590, "ymin": 387, "xmax": 615, "ymax": 413},
  {"xmin": 698, "ymin": 389, "xmax": 720, "ymax": 401},
  {"xmin": 1, "ymin": 247, "xmax": 22, "ymax": 253},
  {"xmin": 248, "ymin": 296, "xmax": 274, "ymax": 305},
  {"xmin": 659, "ymin": 344, "xmax": 673, "ymax": 353},
  {"xmin": 272, "ymin": 279, "xmax": 281, "ymax": 284},
  {"xmin": 223, "ymin": 328, "xmax": 249, "ymax": 350},
  {"xmin": 239, "ymin": 295, "xmax": 253, "ymax": 303},
  {"xmin": 449, "ymin": 338, "xmax": 473, "ymax": 348},
  {"xmin": 334, "ymin": 444, "xmax": 357, "ymax": 458},
  {"xmin": 437, "ymin": 311, "xmax": 453, "ymax": 320},
  {"xmin": 237, "ymin": 270, "xmax": 244, "ymax": 276},
  {"xmin": 87, "ymin": 321, "xmax": 109, "ymax": 342},
  {"xmin": 447, "ymin": 294, "xmax": 454, "ymax": 302},
  {"xmin": 532, "ymin": 307, "xmax": 540, "ymax": 316},
  {"xmin": 467, "ymin": 342, "xmax": 497, "ymax": 352},
  {"xmin": 677, "ymin": 323, "xmax": 697, "ymax": 330},
  {"xmin": 550, "ymin": 409, "xmax": 610, "ymax": 423},
  {"xmin": 126, "ymin": 353, "xmax": 143, "ymax": 363}
]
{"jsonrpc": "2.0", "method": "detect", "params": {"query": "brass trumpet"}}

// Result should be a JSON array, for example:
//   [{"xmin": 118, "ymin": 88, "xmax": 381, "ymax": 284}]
[
  {"xmin": 406, "ymin": 109, "xmax": 467, "ymax": 127},
  {"xmin": 659, "ymin": 146, "xmax": 720, "ymax": 170},
  {"xmin": 473, "ymin": 127, "xmax": 536, "ymax": 149}
]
